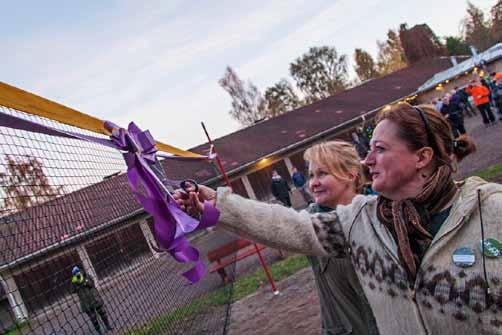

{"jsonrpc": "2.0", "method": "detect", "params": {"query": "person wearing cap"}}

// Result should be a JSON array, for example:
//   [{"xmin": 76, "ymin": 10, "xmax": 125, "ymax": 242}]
[{"xmin": 71, "ymin": 266, "xmax": 113, "ymax": 334}]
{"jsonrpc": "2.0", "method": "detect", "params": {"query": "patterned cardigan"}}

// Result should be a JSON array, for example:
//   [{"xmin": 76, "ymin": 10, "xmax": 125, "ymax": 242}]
[{"xmin": 215, "ymin": 177, "xmax": 502, "ymax": 335}]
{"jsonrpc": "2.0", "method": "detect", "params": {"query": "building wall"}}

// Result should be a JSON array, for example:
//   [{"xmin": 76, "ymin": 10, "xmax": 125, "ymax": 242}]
[
  {"xmin": 14, "ymin": 250, "xmax": 80, "ymax": 315},
  {"xmin": 86, "ymin": 223, "xmax": 151, "ymax": 280},
  {"xmin": 418, "ymin": 59, "xmax": 502, "ymax": 104},
  {"xmin": 4, "ymin": 218, "xmax": 152, "ymax": 320},
  {"xmin": 247, "ymin": 160, "xmax": 291, "ymax": 201},
  {"xmin": 230, "ymin": 178, "xmax": 248, "ymax": 198},
  {"xmin": 0, "ymin": 298, "xmax": 13, "ymax": 332}
]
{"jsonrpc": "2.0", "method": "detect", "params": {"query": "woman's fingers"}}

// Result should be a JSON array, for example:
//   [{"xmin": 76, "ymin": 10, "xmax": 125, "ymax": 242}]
[
  {"xmin": 189, "ymin": 191, "xmax": 205, "ymax": 212},
  {"xmin": 173, "ymin": 185, "xmax": 217, "ymax": 216},
  {"xmin": 172, "ymin": 189, "xmax": 188, "ymax": 209}
]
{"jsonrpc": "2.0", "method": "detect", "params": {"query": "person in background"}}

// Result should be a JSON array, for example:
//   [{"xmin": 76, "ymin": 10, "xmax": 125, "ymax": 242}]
[
  {"xmin": 304, "ymin": 141, "xmax": 379, "ymax": 335},
  {"xmin": 271, "ymin": 170, "xmax": 291, "ymax": 207},
  {"xmin": 490, "ymin": 72, "xmax": 502, "ymax": 120},
  {"xmin": 441, "ymin": 92, "xmax": 466, "ymax": 138},
  {"xmin": 351, "ymin": 129, "xmax": 370, "ymax": 159},
  {"xmin": 433, "ymin": 97, "xmax": 443, "ymax": 112},
  {"xmin": 466, "ymin": 78, "xmax": 496, "ymax": 126},
  {"xmin": 71, "ymin": 266, "xmax": 112, "ymax": 335},
  {"xmin": 456, "ymin": 86, "xmax": 476, "ymax": 117},
  {"xmin": 291, "ymin": 166, "xmax": 313, "ymax": 205}
]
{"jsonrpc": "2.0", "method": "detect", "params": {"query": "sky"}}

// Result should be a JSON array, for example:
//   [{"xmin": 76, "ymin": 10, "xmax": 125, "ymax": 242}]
[{"xmin": 0, "ymin": 0, "xmax": 497, "ymax": 150}]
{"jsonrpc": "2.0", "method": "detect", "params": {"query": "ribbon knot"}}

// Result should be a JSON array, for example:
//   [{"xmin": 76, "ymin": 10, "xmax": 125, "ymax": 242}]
[
  {"xmin": 106, "ymin": 121, "xmax": 157, "ymax": 164},
  {"xmin": 106, "ymin": 121, "xmax": 219, "ymax": 283}
]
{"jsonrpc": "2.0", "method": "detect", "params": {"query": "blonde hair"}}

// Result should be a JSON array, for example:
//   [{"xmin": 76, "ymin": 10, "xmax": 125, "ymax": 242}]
[{"xmin": 303, "ymin": 140, "xmax": 364, "ymax": 191}]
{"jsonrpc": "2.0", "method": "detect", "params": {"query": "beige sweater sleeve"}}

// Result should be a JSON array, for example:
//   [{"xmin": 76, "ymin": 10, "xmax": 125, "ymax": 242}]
[{"xmin": 215, "ymin": 187, "xmax": 347, "ymax": 256}]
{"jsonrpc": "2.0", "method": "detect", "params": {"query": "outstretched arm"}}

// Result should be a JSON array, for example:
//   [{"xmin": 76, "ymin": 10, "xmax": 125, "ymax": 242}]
[{"xmin": 175, "ymin": 185, "xmax": 348, "ymax": 256}]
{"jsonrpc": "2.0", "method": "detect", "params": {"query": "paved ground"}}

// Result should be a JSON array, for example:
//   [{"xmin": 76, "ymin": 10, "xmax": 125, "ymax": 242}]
[
  {"xmin": 226, "ymin": 114, "xmax": 502, "ymax": 335},
  {"xmin": 21, "ymin": 230, "xmax": 283, "ymax": 335}
]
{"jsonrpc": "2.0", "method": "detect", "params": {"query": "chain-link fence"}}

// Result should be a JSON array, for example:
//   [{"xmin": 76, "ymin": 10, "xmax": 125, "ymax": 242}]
[{"xmin": 0, "ymin": 101, "xmax": 240, "ymax": 335}]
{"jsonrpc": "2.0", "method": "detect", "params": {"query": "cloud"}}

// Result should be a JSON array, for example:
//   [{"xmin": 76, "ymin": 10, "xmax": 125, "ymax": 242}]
[{"xmin": 1, "ymin": 0, "xmax": 495, "ymax": 149}]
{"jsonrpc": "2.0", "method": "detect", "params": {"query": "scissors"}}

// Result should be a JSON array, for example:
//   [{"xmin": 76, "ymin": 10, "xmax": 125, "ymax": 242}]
[{"xmin": 179, "ymin": 179, "xmax": 199, "ymax": 199}]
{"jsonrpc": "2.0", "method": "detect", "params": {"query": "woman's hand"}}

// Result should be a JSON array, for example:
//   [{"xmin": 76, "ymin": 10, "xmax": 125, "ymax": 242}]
[{"xmin": 173, "ymin": 184, "xmax": 217, "ymax": 216}]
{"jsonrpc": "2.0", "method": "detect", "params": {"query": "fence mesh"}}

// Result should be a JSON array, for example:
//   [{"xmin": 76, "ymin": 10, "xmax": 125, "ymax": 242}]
[{"xmin": 0, "ymin": 104, "xmax": 242, "ymax": 335}]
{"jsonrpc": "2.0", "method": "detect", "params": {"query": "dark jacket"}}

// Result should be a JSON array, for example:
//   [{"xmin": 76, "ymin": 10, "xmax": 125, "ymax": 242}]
[
  {"xmin": 71, "ymin": 273, "xmax": 103, "ymax": 313},
  {"xmin": 292, "ymin": 171, "xmax": 307, "ymax": 188},
  {"xmin": 449, "ymin": 92, "xmax": 462, "ymax": 112},
  {"xmin": 492, "ymin": 82, "xmax": 502, "ymax": 100},
  {"xmin": 271, "ymin": 176, "xmax": 290, "ymax": 199},
  {"xmin": 307, "ymin": 204, "xmax": 379, "ymax": 335}
]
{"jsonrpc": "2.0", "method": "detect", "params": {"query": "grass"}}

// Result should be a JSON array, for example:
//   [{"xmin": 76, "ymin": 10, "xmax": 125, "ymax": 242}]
[
  {"xmin": 2, "ymin": 321, "xmax": 29, "ymax": 335},
  {"xmin": 472, "ymin": 163, "xmax": 502, "ymax": 181},
  {"xmin": 126, "ymin": 254, "xmax": 310, "ymax": 335}
]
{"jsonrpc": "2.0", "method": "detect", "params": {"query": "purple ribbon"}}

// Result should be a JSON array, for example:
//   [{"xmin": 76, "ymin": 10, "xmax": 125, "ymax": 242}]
[
  {"xmin": 0, "ymin": 111, "xmax": 219, "ymax": 283},
  {"xmin": 104, "ymin": 121, "xmax": 219, "ymax": 283}
]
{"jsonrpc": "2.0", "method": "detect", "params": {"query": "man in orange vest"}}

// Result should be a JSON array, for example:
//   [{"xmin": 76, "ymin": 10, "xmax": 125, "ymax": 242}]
[{"xmin": 466, "ymin": 77, "xmax": 497, "ymax": 126}]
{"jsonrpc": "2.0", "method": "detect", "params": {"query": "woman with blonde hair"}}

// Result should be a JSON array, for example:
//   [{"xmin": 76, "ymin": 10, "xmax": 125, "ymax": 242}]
[
  {"xmin": 176, "ymin": 103, "xmax": 502, "ymax": 334},
  {"xmin": 303, "ymin": 141, "xmax": 378, "ymax": 335}
]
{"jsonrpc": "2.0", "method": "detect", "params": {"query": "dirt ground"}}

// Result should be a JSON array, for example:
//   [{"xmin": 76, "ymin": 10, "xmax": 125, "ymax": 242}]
[{"xmin": 227, "ymin": 115, "xmax": 502, "ymax": 335}]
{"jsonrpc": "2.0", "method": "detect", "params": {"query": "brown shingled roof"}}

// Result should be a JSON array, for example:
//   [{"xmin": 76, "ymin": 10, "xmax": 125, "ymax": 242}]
[
  {"xmin": 186, "ymin": 58, "xmax": 453, "ymax": 176},
  {"xmin": 0, "ymin": 173, "xmax": 141, "ymax": 266},
  {"xmin": 0, "ymin": 58, "xmax": 453, "ymax": 266}
]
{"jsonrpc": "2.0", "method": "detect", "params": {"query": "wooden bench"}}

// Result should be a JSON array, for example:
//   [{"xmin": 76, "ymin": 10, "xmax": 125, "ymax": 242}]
[{"xmin": 207, "ymin": 238, "xmax": 277, "ymax": 284}]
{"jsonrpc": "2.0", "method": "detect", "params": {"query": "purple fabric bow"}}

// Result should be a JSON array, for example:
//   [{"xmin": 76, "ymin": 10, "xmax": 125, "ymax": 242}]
[
  {"xmin": 104, "ymin": 121, "xmax": 219, "ymax": 283},
  {"xmin": 0, "ymin": 110, "xmax": 219, "ymax": 282}
]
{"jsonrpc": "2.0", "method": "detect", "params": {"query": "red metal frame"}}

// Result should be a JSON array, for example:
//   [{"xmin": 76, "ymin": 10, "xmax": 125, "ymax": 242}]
[{"xmin": 201, "ymin": 122, "xmax": 279, "ymax": 294}]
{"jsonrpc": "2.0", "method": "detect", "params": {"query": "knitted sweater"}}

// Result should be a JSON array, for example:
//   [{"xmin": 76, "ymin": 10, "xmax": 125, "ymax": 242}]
[{"xmin": 216, "ymin": 177, "xmax": 502, "ymax": 335}]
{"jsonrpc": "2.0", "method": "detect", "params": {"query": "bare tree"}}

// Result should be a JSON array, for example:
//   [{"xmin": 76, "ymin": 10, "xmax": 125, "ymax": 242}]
[
  {"xmin": 354, "ymin": 48, "xmax": 380, "ymax": 82},
  {"xmin": 289, "ymin": 46, "xmax": 348, "ymax": 103},
  {"xmin": 0, "ymin": 155, "xmax": 64, "ymax": 214},
  {"xmin": 462, "ymin": 2, "xmax": 493, "ymax": 52},
  {"xmin": 376, "ymin": 29, "xmax": 408, "ymax": 76},
  {"xmin": 218, "ymin": 66, "xmax": 268, "ymax": 126},
  {"xmin": 491, "ymin": 0, "xmax": 502, "ymax": 43}
]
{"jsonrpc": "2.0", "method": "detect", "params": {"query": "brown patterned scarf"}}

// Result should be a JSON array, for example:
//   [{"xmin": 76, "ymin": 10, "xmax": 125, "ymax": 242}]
[{"xmin": 376, "ymin": 165, "xmax": 457, "ymax": 281}]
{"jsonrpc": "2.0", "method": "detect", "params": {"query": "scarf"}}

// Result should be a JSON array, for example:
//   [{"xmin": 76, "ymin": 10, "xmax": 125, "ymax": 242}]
[{"xmin": 376, "ymin": 165, "xmax": 458, "ymax": 281}]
